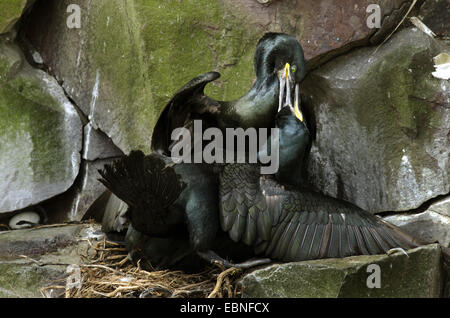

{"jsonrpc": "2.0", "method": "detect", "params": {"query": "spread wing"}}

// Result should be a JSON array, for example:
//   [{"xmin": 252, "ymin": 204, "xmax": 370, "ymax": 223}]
[
  {"xmin": 259, "ymin": 182, "xmax": 419, "ymax": 261},
  {"xmin": 219, "ymin": 164, "xmax": 272, "ymax": 246},
  {"xmin": 219, "ymin": 164, "xmax": 420, "ymax": 262},
  {"xmin": 151, "ymin": 71, "xmax": 221, "ymax": 155}
]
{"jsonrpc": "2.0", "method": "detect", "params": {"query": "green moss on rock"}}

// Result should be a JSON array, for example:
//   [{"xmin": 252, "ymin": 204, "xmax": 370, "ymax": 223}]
[
  {"xmin": 0, "ymin": 0, "xmax": 27, "ymax": 33},
  {"xmin": 135, "ymin": 0, "xmax": 261, "ymax": 117},
  {"xmin": 0, "ymin": 263, "xmax": 63, "ymax": 297},
  {"xmin": 22, "ymin": 0, "xmax": 267, "ymax": 153},
  {"xmin": 0, "ymin": 39, "xmax": 82, "ymax": 213},
  {"xmin": 83, "ymin": 0, "xmax": 153, "ymax": 152},
  {"xmin": 240, "ymin": 244, "xmax": 444, "ymax": 298}
]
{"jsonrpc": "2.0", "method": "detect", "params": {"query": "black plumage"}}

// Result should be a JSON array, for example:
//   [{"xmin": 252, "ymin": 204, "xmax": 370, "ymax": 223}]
[
  {"xmin": 151, "ymin": 33, "xmax": 306, "ymax": 156},
  {"xmin": 219, "ymin": 164, "xmax": 420, "ymax": 262},
  {"xmin": 99, "ymin": 106, "xmax": 421, "ymax": 268},
  {"xmin": 217, "ymin": 106, "xmax": 420, "ymax": 262},
  {"xmin": 99, "ymin": 33, "xmax": 423, "ymax": 269}
]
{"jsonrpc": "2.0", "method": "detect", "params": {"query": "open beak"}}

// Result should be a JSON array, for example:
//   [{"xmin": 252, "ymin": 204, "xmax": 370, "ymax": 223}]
[{"xmin": 278, "ymin": 63, "xmax": 303, "ymax": 122}]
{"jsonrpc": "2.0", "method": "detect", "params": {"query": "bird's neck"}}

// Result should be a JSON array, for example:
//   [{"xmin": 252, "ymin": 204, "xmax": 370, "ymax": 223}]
[{"xmin": 223, "ymin": 75, "xmax": 279, "ymax": 129}]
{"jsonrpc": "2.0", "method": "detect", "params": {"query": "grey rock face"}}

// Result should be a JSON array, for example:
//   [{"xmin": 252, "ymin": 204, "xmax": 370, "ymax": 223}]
[
  {"xmin": 21, "ymin": 0, "xmax": 155, "ymax": 154},
  {"xmin": 83, "ymin": 124, "xmax": 123, "ymax": 161},
  {"xmin": 101, "ymin": 193, "xmax": 128, "ymax": 233},
  {"xmin": 240, "ymin": 244, "xmax": 444, "ymax": 298},
  {"xmin": 302, "ymin": 27, "xmax": 450, "ymax": 213},
  {"xmin": 66, "ymin": 159, "xmax": 116, "ymax": 221},
  {"xmin": 42, "ymin": 159, "xmax": 119, "ymax": 222},
  {"xmin": 383, "ymin": 197, "xmax": 450, "ymax": 247},
  {"xmin": 0, "ymin": 37, "xmax": 82, "ymax": 214},
  {"xmin": 427, "ymin": 195, "xmax": 450, "ymax": 217},
  {"xmin": 419, "ymin": 0, "xmax": 450, "ymax": 38}
]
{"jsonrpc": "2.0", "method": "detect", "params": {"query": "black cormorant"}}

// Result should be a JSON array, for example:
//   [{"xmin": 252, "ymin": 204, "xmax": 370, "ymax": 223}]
[
  {"xmin": 99, "ymin": 103, "xmax": 421, "ymax": 268},
  {"xmin": 151, "ymin": 33, "xmax": 307, "ymax": 156}
]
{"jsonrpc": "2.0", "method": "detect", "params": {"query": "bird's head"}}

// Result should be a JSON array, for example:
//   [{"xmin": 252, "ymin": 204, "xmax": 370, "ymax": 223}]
[{"xmin": 254, "ymin": 33, "xmax": 306, "ymax": 122}]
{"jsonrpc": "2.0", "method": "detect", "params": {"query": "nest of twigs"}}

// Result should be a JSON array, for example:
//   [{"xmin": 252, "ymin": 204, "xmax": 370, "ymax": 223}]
[{"xmin": 42, "ymin": 237, "xmax": 243, "ymax": 298}]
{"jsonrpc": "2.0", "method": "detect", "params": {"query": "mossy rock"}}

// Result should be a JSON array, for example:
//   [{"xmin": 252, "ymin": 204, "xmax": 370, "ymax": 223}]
[
  {"xmin": 20, "ymin": 0, "xmax": 417, "ymax": 155},
  {"xmin": 0, "ymin": 224, "xmax": 103, "ymax": 298},
  {"xmin": 21, "ymin": 0, "xmax": 263, "ymax": 154},
  {"xmin": 0, "ymin": 37, "xmax": 82, "ymax": 213},
  {"xmin": 240, "ymin": 244, "xmax": 444, "ymax": 297},
  {"xmin": 0, "ymin": 0, "xmax": 28, "ymax": 34}
]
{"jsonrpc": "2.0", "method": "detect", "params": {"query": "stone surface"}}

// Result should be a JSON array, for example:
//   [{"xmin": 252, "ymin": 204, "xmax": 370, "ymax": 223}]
[
  {"xmin": 41, "ymin": 159, "xmax": 117, "ymax": 223},
  {"xmin": 83, "ymin": 124, "xmax": 123, "ymax": 161},
  {"xmin": 419, "ymin": 0, "xmax": 450, "ymax": 38},
  {"xmin": 101, "ymin": 193, "xmax": 128, "ymax": 233},
  {"xmin": 221, "ymin": 0, "xmax": 414, "ymax": 68},
  {"xmin": 427, "ymin": 195, "xmax": 450, "ymax": 217},
  {"xmin": 20, "ymin": 0, "xmax": 413, "ymax": 154},
  {"xmin": 240, "ymin": 244, "xmax": 444, "ymax": 297},
  {"xmin": 0, "ymin": 0, "xmax": 28, "ymax": 34},
  {"xmin": 383, "ymin": 211, "xmax": 450, "ymax": 247},
  {"xmin": 302, "ymin": 27, "xmax": 450, "ymax": 213},
  {"xmin": 0, "ymin": 35, "xmax": 82, "ymax": 214},
  {"xmin": 0, "ymin": 223, "xmax": 104, "ymax": 297},
  {"xmin": 22, "ymin": 0, "xmax": 157, "ymax": 154},
  {"xmin": 67, "ymin": 160, "xmax": 115, "ymax": 221}
]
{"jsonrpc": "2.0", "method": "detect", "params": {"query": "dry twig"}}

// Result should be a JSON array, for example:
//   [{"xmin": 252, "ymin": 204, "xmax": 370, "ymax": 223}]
[{"xmin": 45, "ymin": 238, "xmax": 244, "ymax": 298}]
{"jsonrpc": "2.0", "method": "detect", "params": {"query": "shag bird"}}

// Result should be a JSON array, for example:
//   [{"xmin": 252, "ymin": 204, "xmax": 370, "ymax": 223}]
[
  {"xmin": 217, "ymin": 103, "xmax": 421, "ymax": 262},
  {"xmin": 151, "ymin": 32, "xmax": 307, "ymax": 156},
  {"xmin": 99, "ymin": 102, "xmax": 421, "ymax": 268},
  {"xmin": 99, "ymin": 152, "xmax": 258, "ymax": 270}
]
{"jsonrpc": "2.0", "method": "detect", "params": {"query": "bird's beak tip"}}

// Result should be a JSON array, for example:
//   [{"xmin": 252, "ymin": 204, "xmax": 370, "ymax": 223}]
[
  {"xmin": 294, "ymin": 101, "xmax": 303, "ymax": 122},
  {"xmin": 284, "ymin": 63, "xmax": 291, "ymax": 79}
]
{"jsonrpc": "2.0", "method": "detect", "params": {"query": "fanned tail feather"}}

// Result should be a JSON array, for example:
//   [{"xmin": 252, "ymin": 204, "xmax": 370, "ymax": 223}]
[{"xmin": 98, "ymin": 151, "xmax": 186, "ymax": 218}]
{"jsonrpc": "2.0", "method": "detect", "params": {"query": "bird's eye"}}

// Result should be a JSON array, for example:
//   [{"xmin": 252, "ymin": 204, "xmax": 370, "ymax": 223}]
[{"xmin": 291, "ymin": 65, "xmax": 297, "ymax": 73}]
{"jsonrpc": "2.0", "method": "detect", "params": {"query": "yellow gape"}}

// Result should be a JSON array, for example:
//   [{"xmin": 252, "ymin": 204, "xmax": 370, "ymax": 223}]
[{"xmin": 284, "ymin": 63, "xmax": 290, "ymax": 78}]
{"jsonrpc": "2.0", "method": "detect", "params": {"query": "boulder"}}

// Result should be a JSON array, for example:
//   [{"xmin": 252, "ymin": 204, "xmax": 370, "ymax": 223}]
[
  {"xmin": 221, "ymin": 0, "xmax": 415, "ymax": 67},
  {"xmin": 0, "ymin": 223, "xmax": 104, "ymax": 298},
  {"xmin": 302, "ymin": 27, "xmax": 450, "ymax": 213},
  {"xmin": 21, "ymin": 0, "xmax": 158, "ymax": 154},
  {"xmin": 240, "ymin": 244, "xmax": 445, "ymax": 297},
  {"xmin": 0, "ymin": 36, "xmax": 82, "ymax": 214}
]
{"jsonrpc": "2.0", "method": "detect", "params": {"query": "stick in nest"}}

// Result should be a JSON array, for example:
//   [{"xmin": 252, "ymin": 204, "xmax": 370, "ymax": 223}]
[
  {"xmin": 208, "ymin": 267, "xmax": 242, "ymax": 298},
  {"xmin": 59, "ymin": 238, "xmax": 244, "ymax": 298}
]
